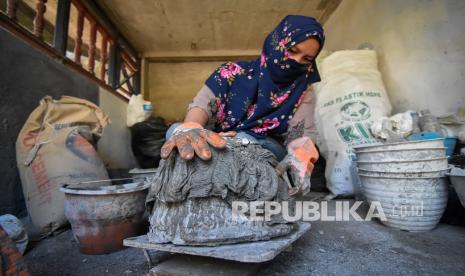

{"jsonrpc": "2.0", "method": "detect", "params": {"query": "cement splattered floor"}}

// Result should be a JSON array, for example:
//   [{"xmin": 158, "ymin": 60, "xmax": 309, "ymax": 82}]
[
  {"xmin": 257, "ymin": 216, "xmax": 465, "ymax": 275},
  {"xmin": 23, "ymin": 199, "xmax": 465, "ymax": 275}
]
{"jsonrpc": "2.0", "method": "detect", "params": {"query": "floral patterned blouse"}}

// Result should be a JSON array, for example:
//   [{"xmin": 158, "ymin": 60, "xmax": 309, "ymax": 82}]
[{"xmin": 188, "ymin": 84, "xmax": 318, "ymax": 145}]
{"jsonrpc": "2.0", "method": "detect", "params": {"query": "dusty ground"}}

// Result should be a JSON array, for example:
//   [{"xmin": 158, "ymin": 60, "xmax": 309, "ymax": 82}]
[{"xmin": 23, "ymin": 198, "xmax": 465, "ymax": 276}]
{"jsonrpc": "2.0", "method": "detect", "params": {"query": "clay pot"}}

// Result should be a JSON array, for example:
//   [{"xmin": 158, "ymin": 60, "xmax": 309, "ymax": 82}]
[{"xmin": 60, "ymin": 180, "xmax": 150, "ymax": 254}]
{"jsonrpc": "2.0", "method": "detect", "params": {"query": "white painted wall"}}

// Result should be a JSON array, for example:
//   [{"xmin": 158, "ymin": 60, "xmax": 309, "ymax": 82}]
[
  {"xmin": 323, "ymin": 0, "xmax": 465, "ymax": 116},
  {"xmin": 98, "ymin": 88, "xmax": 137, "ymax": 169}
]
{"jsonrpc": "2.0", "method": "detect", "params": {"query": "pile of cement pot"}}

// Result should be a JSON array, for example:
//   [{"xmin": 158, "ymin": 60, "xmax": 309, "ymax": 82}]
[{"xmin": 355, "ymin": 139, "xmax": 449, "ymax": 231}]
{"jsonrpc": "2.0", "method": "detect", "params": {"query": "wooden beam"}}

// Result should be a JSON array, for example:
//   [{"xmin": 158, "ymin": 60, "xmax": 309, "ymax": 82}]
[
  {"xmin": 87, "ymin": 19, "xmax": 97, "ymax": 74},
  {"xmin": 33, "ymin": 0, "xmax": 48, "ymax": 38},
  {"xmin": 53, "ymin": 0, "xmax": 71, "ymax": 55},
  {"xmin": 99, "ymin": 33, "xmax": 108, "ymax": 80},
  {"xmin": 73, "ymin": 8, "xmax": 84, "ymax": 65},
  {"xmin": 79, "ymin": 0, "xmax": 138, "ymax": 59},
  {"xmin": 318, "ymin": 0, "xmax": 343, "ymax": 24},
  {"xmin": 120, "ymin": 64, "xmax": 134, "ymax": 94},
  {"xmin": 0, "ymin": 13, "xmax": 129, "ymax": 102},
  {"xmin": 143, "ymin": 49, "xmax": 261, "ymax": 59},
  {"xmin": 140, "ymin": 58, "xmax": 148, "ymax": 98},
  {"xmin": 6, "ymin": 0, "xmax": 18, "ymax": 21},
  {"xmin": 132, "ymin": 60, "xmax": 141, "ymax": 95},
  {"xmin": 121, "ymin": 50, "xmax": 137, "ymax": 72},
  {"xmin": 147, "ymin": 55, "xmax": 258, "ymax": 63}
]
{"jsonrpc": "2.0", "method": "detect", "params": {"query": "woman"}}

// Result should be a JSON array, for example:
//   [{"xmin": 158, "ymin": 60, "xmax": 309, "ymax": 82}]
[{"xmin": 161, "ymin": 15, "xmax": 324, "ymax": 195}]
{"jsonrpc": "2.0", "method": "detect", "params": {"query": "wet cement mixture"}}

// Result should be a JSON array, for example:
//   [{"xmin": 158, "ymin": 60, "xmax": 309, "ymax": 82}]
[
  {"xmin": 23, "ymin": 196, "xmax": 465, "ymax": 275},
  {"xmin": 146, "ymin": 141, "xmax": 294, "ymax": 246}
]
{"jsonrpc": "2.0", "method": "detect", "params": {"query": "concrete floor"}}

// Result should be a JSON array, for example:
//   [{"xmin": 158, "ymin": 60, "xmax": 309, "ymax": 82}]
[{"xmin": 23, "ymin": 199, "xmax": 465, "ymax": 276}]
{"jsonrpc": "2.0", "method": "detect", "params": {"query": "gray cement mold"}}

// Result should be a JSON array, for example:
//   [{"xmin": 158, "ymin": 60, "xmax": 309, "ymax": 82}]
[{"xmin": 146, "ymin": 141, "xmax": 294, "ymax": 246}]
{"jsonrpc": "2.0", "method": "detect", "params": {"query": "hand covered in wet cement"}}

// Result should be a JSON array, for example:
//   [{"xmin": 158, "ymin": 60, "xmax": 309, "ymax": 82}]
[
  {"xmin": 161, "ymin": 122, "xmax": 235, "ymax": 160},
  {"xmin": 275, "ymin": 137, "xmax": 319, "ymax": 196}
]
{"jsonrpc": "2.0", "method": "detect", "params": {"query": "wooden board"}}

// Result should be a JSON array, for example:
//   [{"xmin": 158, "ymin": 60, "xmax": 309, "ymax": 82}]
[
  {"xmin": 124, "ymin": 222, "xmax": 310, "ymax": 263},
  {"xmin": 149, "ymin": 255, "xmax": 261, "ymax": 276}
]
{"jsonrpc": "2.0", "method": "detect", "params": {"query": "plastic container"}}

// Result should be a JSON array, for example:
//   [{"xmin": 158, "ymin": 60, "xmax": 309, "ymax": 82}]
[
  {"xmin": 407, "ymin": 132, "xmax": 443, "ymax": 141},
  {"xmin": 355, "ymin": 139, "xmax": 449, "ymax": 232},
  {"xmin": 444, "ymin": 137, "xmax": 457, "ymax": 156},
  {"xmin": 357, "ymin": 158, "xmax": 448, "ymax": 172}
]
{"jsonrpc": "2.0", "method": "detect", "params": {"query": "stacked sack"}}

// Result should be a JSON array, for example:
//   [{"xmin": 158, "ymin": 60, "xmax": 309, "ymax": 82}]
[{"xmin": 314, "ymin": 50, "xmax": 392, "ymax": 197}]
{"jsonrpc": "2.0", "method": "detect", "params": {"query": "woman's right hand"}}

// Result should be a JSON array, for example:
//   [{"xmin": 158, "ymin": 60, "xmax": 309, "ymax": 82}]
[
  {"xmin": 160, "ymin": 122, "xmax": 234, "ymax": 160},
  {"xmin": 275, "ymin": 137, "xmax": 319, "ymax": 196}
]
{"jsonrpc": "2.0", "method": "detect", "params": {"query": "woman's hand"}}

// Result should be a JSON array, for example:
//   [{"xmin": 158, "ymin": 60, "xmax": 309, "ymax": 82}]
[
  {"xmin": 161, "ymin": 122, "xmax": 234, "ymax": 160},
  {"xmin": 275, "ymin": 137, "xmax": 319, "ymax": 196}
]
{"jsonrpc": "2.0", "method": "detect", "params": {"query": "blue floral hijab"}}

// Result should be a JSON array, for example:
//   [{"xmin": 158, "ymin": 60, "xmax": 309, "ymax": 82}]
[{"xmin": 205, "ymin": 15, "xmax": 325, "ymax": 137}]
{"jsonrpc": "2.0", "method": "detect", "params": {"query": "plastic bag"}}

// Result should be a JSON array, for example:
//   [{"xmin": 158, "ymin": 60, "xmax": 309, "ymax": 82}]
[
  {"xmin": 127, "ymin": 94, "xmax": 153, "ymax": 127},
  {"xmin": 130, "ymin": 117, "xmax": 168, "ymax": 168},
  {"xmin": 314, "ymin": 50, "xmax": 392, "ymax": 197},
  {"xmin": 0, "ymin": 214, "xmax": 28, "ymax": 255},
  {"xmin": 371, "ymin": 111, "xmax": 414, "ymax": 141}
]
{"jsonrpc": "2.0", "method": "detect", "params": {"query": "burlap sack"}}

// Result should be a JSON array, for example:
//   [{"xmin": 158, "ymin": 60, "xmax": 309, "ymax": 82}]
[{"xmin": 16, "ymin": 96, "xmax": 110, "ymax": 236}]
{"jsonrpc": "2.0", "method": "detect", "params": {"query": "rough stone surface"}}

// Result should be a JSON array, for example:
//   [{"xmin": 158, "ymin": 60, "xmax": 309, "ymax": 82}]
[{"xmin": 147, "ymin": 141, "xmax": 294, "ymax": 245}]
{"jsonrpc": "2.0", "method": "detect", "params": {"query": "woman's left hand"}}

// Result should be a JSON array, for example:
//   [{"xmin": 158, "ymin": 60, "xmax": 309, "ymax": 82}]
[{"xmin": 275, "ymin": 137, "xmax": 319, "ymax": 196}]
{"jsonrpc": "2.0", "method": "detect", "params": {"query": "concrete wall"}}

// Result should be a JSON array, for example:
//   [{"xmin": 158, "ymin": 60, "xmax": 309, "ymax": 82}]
[
  {"xmin": 98, "ymin": 89, "xmax": 137, "ymax": 169},
  {"xmin": 322, "ymin": 0, "xmax": 465, "ymax": 116},
  {"xmin": 147, "ymin": 61, "xmax": 226, "ymax": 122},
  {"xmin": 0, "ymin": 28, "xmax": 98, "ymax": 216},
  {"xmin": 0, "ymin": 27, "xmax": 134, "ymax": 216}
]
